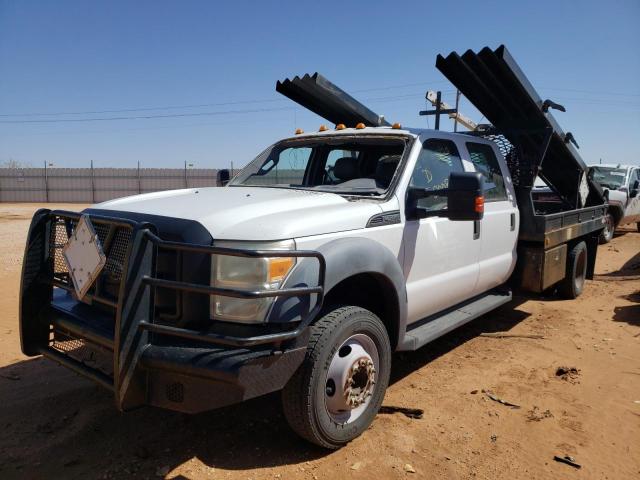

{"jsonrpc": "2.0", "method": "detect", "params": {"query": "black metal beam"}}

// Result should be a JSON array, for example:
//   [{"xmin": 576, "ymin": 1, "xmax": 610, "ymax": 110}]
[
  {"xmin": 435, "ymin": 45, "xmax": 604, "ymax": 207},
  {"xmin": 276, "ymin": 73, "xmax": 390, "ymax": 127}
]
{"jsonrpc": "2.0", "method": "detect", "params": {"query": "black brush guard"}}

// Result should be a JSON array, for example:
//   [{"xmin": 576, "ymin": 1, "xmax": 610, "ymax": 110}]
[{"xmin": 20, "ymin": 209, "xmax": 325, "ymax": 413}]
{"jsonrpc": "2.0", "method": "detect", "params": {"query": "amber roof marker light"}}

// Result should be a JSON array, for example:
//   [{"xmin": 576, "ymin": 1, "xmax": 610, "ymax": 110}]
[
  {"xmin": 295, "ymin": 128, "xmax": 304, "ymax": 135},
  {"xmin": 318, "ymin": 125, "xmax": 328, "ymax": 132},
  {"xmin": 335, "ymin": 123, "xmax": 346, "ymax": 130},
  {"xmin": 355, "ymin": 122, "xmax": 365, "ymax": 129},
  {"xmin": 392, "ymin": 122, "xmax": 402, "ymax": 129}
]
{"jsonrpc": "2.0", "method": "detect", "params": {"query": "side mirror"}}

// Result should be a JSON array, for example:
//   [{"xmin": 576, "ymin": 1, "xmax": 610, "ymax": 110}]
[
  {"xmin": 630, "ymin": 180, "xmax": 639, "ymax": 198},
  {"xmin": 217, "ymin": 169, "xmax": 230, "ymax": 186},
  {"xmin": 405, "ymin": 172, "xmax": 484, "ymax": 221},
  {"xmin": 447, "ymin": 172, "xmax": 484, "ymax": 221}
]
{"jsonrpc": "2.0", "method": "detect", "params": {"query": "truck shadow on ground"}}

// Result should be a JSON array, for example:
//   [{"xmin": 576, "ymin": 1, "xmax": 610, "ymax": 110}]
[
  {"xmin": 597, "ymin": 249, "xmax": 640, "ymax": 279},
  {"xmin": 0, "ymin": 300, "xmax": 532, "ymax": 478},
  {"xmin": 613, "ymin": 291, "xmax": 640, "ymax": 326}
]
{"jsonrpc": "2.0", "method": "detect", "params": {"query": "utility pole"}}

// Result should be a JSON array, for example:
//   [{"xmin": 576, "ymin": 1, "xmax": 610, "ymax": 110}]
[
  {"xmin": 137, "ymin": 160, "xmax": 141, "ymax": 194},
  {"xmin": 184, "ymin": 161, "xmax": 188, "ymax": 188},
  {"xmin": 453, "ymin": 89, "xmax": 461, "ymax": 132},
  {"xmin": 421, "ymin": 90, "xmax": 477, "ymax": 131}
]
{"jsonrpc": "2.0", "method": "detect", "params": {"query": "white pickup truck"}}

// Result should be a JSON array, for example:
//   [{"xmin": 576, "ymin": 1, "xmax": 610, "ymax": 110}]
[
  {"xmin": 588, "ymin": 164, "xmax": 640, "ymax": 241},
  {"xmin": 20, "ymin": 46, "xmax": 606, "ymax": 448}
]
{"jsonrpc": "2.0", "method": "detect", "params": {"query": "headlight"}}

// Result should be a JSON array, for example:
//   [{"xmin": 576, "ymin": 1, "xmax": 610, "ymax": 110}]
[{"xmin": 210, "ymin": 240, "xmax": 296, "ymax": 323}]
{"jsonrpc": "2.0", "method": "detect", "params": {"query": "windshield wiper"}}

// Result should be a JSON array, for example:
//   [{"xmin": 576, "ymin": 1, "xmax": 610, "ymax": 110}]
[{"xmin": 328, "ymin": 190, "xmax": 381, "ymax": 196}]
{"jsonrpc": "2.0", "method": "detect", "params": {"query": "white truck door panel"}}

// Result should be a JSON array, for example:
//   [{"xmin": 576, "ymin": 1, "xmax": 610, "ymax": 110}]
[
  {"xmin": 626, "ymin": 168, "xmax": 640, "ymax": 221},
  {"xmin": 402, "ymin": 136, "xmax": 481, "ymax": 324},
  {"xmin": 404, "ymin": 218, "xmax": 480, "ymax": 322},
  {"xmin": 463, "ymin": 141, "xmax": 518, "ymax": 294},
  {"xmin": 476, "ymin": 201, "xmax": 518, "ymax": 291}
]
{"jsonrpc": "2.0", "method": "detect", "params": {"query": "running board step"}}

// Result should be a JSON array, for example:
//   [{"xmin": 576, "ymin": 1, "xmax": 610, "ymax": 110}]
[{"xmin": 399, "ymin": 290, "xmax": 512, "ymax": 351}]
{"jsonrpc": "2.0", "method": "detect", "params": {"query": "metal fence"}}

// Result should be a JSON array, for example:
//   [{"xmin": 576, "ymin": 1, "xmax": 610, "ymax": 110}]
[{"xmin": 0, "ymin": 167, "xmax": 220, "ymax": 203}]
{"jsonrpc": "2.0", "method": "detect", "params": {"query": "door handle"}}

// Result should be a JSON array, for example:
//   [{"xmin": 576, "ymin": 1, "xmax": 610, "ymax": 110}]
[
  {"xmin": 473, "ymin": 220, "xmax": 480, "ymax": 240},
  {"xmin": 510, "ymin": 213, "xmax": 516, "ymax": 231}
]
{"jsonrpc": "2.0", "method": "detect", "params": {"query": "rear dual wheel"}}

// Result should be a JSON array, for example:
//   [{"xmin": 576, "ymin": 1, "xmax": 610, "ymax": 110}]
[
  {"xmin": 558, "ymin": 241, "xmax": 588, "ymax": 299},
  {"xmin": 282, "ymin": 306, "xmax": 391, "ymax": 449}
]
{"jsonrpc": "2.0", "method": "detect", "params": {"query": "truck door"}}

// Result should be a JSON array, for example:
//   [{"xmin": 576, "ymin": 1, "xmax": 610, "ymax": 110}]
[
  {"xmin": 463, "ymin": 141, "xmax": 518, "ymax": 294},
  {"xmin": 403, "ymin": 137, "xmax": 481, "ymax": 324},
  {"xmin": 626, "ymin": 168, "xmax": 640, "ymax": 222}
]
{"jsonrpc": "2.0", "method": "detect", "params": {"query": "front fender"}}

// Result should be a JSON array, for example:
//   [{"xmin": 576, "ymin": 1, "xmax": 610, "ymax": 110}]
[
  {"xmin": 268, "ymin": 237, "xmax": 407, "ymax": 348},
  {"xmin": 606, "ymin": 201, "xmax": 625, "ymax": 225}
]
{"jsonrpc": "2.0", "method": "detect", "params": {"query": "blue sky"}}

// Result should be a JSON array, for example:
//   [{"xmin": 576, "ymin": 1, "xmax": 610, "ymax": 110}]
[{"xmin": 1, "ymin": 0, "xmax": 638, "ymax": 169}]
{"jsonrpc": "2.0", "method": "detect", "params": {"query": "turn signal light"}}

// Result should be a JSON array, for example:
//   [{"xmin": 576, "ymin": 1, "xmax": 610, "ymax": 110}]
[
  {"xmin": 392, "ymin": 122, "xmax": 402, "ymax": 129},
  {"xmin": 475, "ymin": 196, "xmax": 485, "ymax": 213},
  {"xmin": 335, "ymin": 123, "xmax": 346, "ymax": 130},
  {"xmin": 319, "ymin": 125, "xmax": 328, "ymax": 132},
  {"xmin": 268, "ymin": 257, "xmax": 295, "ymax": 283},
  {"xmin": 295, "ymin": 128, "xmax": 304, "ymax": 135},
  {"xmin": 355, "ymin": 123, "xmax": 366, "ymax": 129}
]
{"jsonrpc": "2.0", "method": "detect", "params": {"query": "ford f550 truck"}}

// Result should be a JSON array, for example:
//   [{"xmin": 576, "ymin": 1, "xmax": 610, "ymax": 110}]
[{"xmin": 20, "ymin": 46, "xmax": 606, "ymax": 448}]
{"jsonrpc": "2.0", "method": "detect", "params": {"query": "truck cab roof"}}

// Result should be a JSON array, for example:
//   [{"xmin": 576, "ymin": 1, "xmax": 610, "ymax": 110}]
[
  {"xmin": 281, "ymin": 125, "xmax": 495, "ymax": 145},
  {"xmin": 588, "ymin": 163, "xmax": 636, "ymax": 171}
]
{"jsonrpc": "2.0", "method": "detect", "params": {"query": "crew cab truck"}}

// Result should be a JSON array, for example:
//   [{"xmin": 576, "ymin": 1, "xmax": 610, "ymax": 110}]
[
  {"xmin": 588, "ymin": 164, "xmax": 640, "ymax": 242},
  {"xmin": 20, "ymin": 46, "xmax": 606, "ymax": 448}
]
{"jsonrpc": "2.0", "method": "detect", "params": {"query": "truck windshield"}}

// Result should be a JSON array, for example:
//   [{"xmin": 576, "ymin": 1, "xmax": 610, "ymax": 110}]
[
  {"xmin": 229, "ymin": 135, "xmax": 409, "ymax": 196},
  {"xmin": 589, "ymin": 167, "xmax": 627, "ymax": 190}
]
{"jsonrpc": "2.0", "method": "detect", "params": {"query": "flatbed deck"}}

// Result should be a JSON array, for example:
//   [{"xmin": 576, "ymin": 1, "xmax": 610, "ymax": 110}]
[{"xmin": 520, "ymin": 204, "xmax": 606, "ymax": 248}]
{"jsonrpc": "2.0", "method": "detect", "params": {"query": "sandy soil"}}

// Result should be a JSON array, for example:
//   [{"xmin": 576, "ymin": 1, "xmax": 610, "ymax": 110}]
[{"xmin": 0, "ymin": 203, "xmax": 638, "ymax": 480}]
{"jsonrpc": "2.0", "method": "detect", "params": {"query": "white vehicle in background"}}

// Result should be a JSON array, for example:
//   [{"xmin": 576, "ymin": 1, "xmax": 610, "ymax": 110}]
[{"xmin": 588, "ymin": 164, "xmax": 640, "ymax": 242}]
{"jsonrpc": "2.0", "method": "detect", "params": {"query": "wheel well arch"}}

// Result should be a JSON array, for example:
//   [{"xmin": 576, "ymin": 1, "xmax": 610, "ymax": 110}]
[
  {"xmin": 607, "ymin": 204, "xmax": 624, "ymax": 226},
  {"xmin": 321, "ymin": 272, "xmax": 401, "ymax": 349}
]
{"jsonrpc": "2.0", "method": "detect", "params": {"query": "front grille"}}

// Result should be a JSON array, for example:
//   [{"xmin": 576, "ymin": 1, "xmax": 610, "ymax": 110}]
[
  {"xmin": 50, "ymin": 330, "xmax": 114, "ymax": 377},
  {"xmin": 49, "ymin": 214, "xmax": 132, "ymax": 305},
  {"xmin": 103, "ymin": 228, "xmax": 131, "ymax": 280}
]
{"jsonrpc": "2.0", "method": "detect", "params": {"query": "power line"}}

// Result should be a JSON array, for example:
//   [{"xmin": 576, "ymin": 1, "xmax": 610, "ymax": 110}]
[
  {"xmin": 0, "ymin": 90, "xmax": 455, "ymax": 125},
  {"xmin": 0, "ymin": 98, "xmax": 287, "ymax": 117},
  {"xmin": 539, "ymin": 86, "xmax": 640, "ymax": 97},
  {"xmin": 0, "ymin": 106, "xmax": 295, "ymax": 124},
  {"xmin": 0, "ymin": 80, "xmax": 450, "ymax": 118},
  {"xmin": 4, "ymin": 78, "xmax": 636, "ymax": 120}
]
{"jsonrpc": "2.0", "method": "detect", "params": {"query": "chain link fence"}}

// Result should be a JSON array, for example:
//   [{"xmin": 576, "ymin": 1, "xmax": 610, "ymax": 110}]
[{"xmin": 0, "ymin": 167, "xmax": 220, "ymax": 203}]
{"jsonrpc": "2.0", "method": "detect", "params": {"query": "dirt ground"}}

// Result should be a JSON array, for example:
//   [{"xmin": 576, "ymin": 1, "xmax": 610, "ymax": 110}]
[{"xmin": 0, "ymin": 203, "xmax": 638, "ymax": 480}]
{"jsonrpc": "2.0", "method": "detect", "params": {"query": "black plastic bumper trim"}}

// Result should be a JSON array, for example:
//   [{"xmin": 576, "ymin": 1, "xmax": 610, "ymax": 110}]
[
  {"xmin": 51, "ymin": 312, "xmax": 114, "ymax": 350},
  {"xmin": 139, "ymin": 320, "xmax": 306, "ymax": 347}
]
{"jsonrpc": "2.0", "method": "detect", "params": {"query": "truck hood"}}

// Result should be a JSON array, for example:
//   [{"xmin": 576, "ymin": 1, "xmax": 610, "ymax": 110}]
[{"xmin": 93, "ymin": 186, "xmax": 383, "ymax": 240}]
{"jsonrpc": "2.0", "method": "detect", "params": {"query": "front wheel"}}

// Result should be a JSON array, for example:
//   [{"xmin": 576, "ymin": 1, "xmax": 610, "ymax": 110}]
[
  {"xmin": 282, "ymin": 306, "xmax": 391, "ymax": 449},
  {"xmin": 599, "ymin": 213, "xmax": 615, "ymax": 243}
]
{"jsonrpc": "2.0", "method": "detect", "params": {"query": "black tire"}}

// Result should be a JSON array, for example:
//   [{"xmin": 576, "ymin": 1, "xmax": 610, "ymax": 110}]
[
  {"xmin": 637, "ymin": 222, "xmax": 640, "ymax": 233},
  {"xmin": 557, "ymin": 241, "xmax": 588, "ymax": 299},
  {"xmin": 281, "ymin": 306, "xmax": 391, "ymax": 449},
  {"xmin": 599, "ymin": 213, "xmax": 615, "ymax": 244}
]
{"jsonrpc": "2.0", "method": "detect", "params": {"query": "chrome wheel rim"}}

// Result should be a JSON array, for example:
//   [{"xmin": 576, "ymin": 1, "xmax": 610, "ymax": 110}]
[
  {"xmin": 603, "ymin": 215, "xmax": 614, "ymax": 240},
  {"xmin": 324, "ymin": 334, "xmax": 379, "ymax": 425}
]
